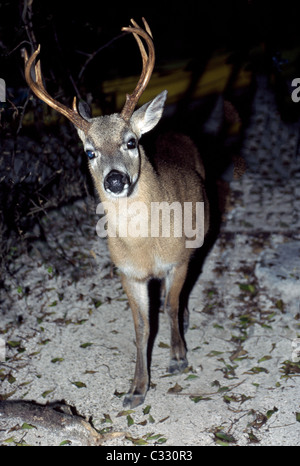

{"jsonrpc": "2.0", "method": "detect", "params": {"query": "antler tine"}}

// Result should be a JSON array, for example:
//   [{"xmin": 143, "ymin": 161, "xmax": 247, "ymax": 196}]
[
  {"xmin": 141, "ymin": 17, "xmax": 153, "ymax": 39},
  {"xmin": 120, "ymin": 18, "xmax": 155, "ymax": 121},
  {"xmin": 130, "ymin": 29, "xmax": 147, "ymax": 68},
  {"xmin": 130, "ymin": 18, "xmax": 153, "ymax": 65},
  {"xmin": 24, "ymin": 46, "xmax": 90, "ymax": 133}
]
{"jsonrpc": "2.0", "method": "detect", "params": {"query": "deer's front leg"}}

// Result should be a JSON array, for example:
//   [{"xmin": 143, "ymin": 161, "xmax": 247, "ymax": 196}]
[
  {"xmin": 165, "ymin": 262, "xmax": 189, "ymax": 373},
  {"xmin": 121, "ymin": 275, "xmax": 150, "ymax": 408}
]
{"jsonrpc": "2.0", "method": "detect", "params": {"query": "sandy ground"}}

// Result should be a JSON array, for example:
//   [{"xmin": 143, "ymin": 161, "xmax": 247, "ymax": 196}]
[{"xmin": 0, "ymin": 76, "xmax": 300, "ymax": 446}]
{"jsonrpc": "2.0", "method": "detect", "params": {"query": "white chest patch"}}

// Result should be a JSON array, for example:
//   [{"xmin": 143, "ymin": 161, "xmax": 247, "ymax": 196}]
[{"xmin": 118, "ymin": 255, "xmax": 175, "ymax": 281}]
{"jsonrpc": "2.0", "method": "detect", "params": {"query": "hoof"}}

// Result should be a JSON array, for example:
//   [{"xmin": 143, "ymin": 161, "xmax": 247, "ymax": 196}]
[
  {"xmin": 168, "ymin": 357, "xmax": 188, "ymax": 374},
  {"xmin": 123, "ymin": 392, "xmax": 146, "ymax": 408}
]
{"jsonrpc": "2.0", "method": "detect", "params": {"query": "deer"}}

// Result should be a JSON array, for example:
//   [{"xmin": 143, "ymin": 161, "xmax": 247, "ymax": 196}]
[{"xmin": 24, "ymin": 18, "xmax": 209, "ymax": 408}]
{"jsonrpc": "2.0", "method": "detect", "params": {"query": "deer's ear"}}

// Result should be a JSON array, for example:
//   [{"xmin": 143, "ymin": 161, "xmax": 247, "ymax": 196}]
[
  {"xmin": 130, "ymin": 90, "xmax": 167, "ymax": 138},
  {"xmin": 78, "ymin": 100, "xmax": 92, "ymax": 119},
  {"xmin": 75, "ymin": 100, "xmax": 92, "ymax": 141}
]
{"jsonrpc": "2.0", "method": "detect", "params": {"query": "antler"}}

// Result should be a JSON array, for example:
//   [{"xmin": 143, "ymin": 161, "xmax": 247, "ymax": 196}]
[
  {"xmin": 24, "ymin": 45, "xmax": 91, "ymax": 133},
  {"xmin": 120, "ymin": 18, "xmax": 155, "ymax": 121}
]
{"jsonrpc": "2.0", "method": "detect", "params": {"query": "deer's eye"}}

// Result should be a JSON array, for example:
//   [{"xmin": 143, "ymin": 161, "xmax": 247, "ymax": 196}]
[
  {"xmin": 86, "ymin": 149, "xmax": 96, "ymax": 160},
  {"xmin": 127, "ymin": 138, "xmax": 137, "ymax": 150}
]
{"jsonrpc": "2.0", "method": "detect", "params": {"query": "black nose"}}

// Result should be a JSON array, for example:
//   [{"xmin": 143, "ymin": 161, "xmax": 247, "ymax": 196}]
[{"xmin": 104, "ymin": 170, "xmax": 130, "ymax": 194}]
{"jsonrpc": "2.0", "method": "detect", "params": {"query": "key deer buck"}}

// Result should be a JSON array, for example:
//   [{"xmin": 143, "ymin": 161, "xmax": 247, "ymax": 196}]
[{"xmin": 24, "ymin": 18, "xmax": 209, "ymax": 408}]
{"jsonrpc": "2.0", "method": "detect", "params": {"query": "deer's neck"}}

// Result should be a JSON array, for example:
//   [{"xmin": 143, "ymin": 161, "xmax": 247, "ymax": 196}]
[{"xmin": 131, "ymin": 149, "xmax": 160, "ymax": 205}]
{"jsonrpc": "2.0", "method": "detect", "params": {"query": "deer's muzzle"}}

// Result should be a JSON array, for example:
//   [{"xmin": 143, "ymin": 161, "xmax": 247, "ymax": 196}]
[{"xmin": 104, "ymin": 170, "xmax": 131, "ymax": 195}]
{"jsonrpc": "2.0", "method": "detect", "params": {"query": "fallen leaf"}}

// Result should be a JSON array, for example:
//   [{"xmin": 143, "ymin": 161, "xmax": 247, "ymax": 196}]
[
  {"xmin": 143, "ymin": 405, "xmax": 151, "ymax": 415},
  {"xmin": 41, "ymin": 389, "xmax": 54, "ymax": 398},
  {"xmin": 167, "ymin": 383, "xmax": 183, "ymax": 394},
  {"xmin": 117, "ymin": 409, "xmax": 135, "ymax": 417},
  {"xmin": 71, "ymin": 381, "xmax": 87, "ymax": 388},
  {"xmin": 214, "ymin": 430, "xmax": 236, "ymax": 445},
  {"xmin": 158, "ymin": 342, "xmax": 170, "ymax": 349},
  {"xmin": 21, "ymin": 422, "xmax": 36, "ymax": 430},
  {"xmin": 266, "ymin": 406, "xmax": 278, "ymax": 419},
  {"xmin": 80, "ymin": 342, "xmax": 93, "ymax": 348},
  {"xmin": 127, "ymin": 414, "xmax": 134, "ymax": 426}
]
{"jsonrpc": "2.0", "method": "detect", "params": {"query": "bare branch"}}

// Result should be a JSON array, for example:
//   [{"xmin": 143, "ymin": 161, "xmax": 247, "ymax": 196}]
[{"xmin": 77, "ymin": 32, "xmax": 126, "ymax": 81}]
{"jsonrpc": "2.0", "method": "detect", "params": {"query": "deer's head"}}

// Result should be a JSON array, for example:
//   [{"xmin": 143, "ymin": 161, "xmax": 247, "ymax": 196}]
[{"xmin": 24, "ymin": 19, "xmax": 167, "ymax": 199}]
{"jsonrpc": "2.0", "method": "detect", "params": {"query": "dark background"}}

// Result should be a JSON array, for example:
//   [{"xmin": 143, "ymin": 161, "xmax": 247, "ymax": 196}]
[
  {"xmin": 2, "ymin": 0, "xmax": 300, "ymax": 110},
  {"xmin": 1, "ymin": 0, "xmax": 300, "ymax": 266}
]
